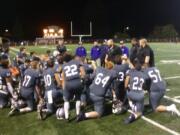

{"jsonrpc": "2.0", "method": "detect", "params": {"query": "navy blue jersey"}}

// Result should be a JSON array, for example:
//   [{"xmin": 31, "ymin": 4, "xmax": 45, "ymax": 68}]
[
  {"xmin": 112, "ymin": 64, "xmax": 129, "ymax": 83},
  {"xmin": 43, "ymin": 68, "xmax": 57, "ymax": 91},
  {"xmin": 83, "ymin": 64, "xmax": 93, "ymax": 74},
  {"xmin": 0, "ymin": 67, "xmax": 11, "ymax": 89},
  {"xmin": 54, "ymin": 63, "xmax": 62, "ymax": 73},
  {"xmin": 19, "ymin": 64, "xmax": 29, "ymax": 78},
  {"xmin": 126, "ymin": 69, "xmax": 145, "ymax": 91},
  {"xmin": 62, "ymin": 60, "xmax": 82, "ymax": 81},
  {"xmin": 57, "ymin": 45, "xmax": 67, "ymax": 54},
  {"xmin": 21, "ymin": 68, "xmax": 40, "ymax": 91},
  {"xmin": 90, "ymin": 67, "xmax": 117, "ymax": 97},
  {"xmin": 143, "ymin": 67, "xmax": 166, "ymax": 91},
  {"xmin": 16, "ymin": 52, "xmax": 27, "ymax": 65}
]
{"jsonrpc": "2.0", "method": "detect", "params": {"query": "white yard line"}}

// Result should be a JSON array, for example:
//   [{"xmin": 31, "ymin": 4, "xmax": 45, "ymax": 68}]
[
  {"xmin": 128, "ymin": 110, "xmax": 180, "ymax": 135},
  {"xmin": 164, "ymin": 96, "xmax": 180, "ymax": 104},
  {"xmin": 164, "ymin": 76, "xmax": 180, "ymax": 80},
  {"xmin": 174, "ymin": 96, "xmax": 180, "ymax": 99},
  {"xmin": 141, "ymin": 116, "xmax": 180, "ymax": 135},
  {"xmin": 10, "ymin": 47, "xmax": 30, "ymax": 55},
  {"xmin": 166, "ymin": 89, "xmax": 171, "ymax": 92}
]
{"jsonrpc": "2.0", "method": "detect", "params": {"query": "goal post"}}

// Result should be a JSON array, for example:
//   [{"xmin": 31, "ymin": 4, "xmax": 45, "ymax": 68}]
[{"xmin": 70, "ymin": 21, "xmax": 92, "ymax": 42}]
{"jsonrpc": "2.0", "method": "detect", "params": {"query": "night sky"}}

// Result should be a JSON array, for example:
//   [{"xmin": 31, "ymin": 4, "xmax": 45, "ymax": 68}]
[{"xmin": 0, "ymin": 0, "xmax": 180, "ymax": 39}]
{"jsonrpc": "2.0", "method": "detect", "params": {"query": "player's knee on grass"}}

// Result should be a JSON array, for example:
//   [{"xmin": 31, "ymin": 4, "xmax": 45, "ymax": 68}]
[
  {"xmin": 26, "ymin": 99, "xmax": 34, "ymax": 111},
  {"xmin": 135, "ymin": 102, "xmax": 144, "ymax": 113},
  {"xmin": 127, "ymin": 91, "xmax": 144, "ymax": 113},
  {"xmin": 0, "ymin": 93, "xmax": 8, "ymax": 108},
  {"xmin": 47, "ymin": 103, "xmax": 54, "ymax": 114},
  {"xmin": 150, "ymin": 90, "xmax": 165, "ymax": 111},
  {"xmin": 94, "ymin": 101, "xmax": 104, "ymax": 117}
]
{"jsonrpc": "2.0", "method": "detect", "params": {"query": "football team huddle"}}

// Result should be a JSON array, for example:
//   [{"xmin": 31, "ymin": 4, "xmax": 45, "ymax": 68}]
[{"xmin": 0, "ymin": 38, "xmax": 180, "ymax": 124}]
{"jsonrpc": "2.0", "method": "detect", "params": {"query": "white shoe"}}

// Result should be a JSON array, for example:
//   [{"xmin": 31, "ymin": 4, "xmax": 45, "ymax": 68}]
[{"xmin": 170, "ymin": 104, "xmax": 180, "ymax": 116}]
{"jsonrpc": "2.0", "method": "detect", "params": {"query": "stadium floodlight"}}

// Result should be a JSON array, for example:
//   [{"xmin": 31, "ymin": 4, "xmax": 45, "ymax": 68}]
[
  {"xmin": 126, "ymin": 27, "xmax": 129, "ymax": 30},
  {"xmin": 54, "ymin": 33, "xmax": 58, "ymax": 37},
  {"xmin": 5, "ymin": 29, "xmax": 8, "ymax": 32},
  {"xmin": 58, "ymin": 29, "xmax": 64, "ymax": 34},
  {"xmin": 43, "ymin": 29, "xmax": 48, "ymax": 34},
  {"xmin": 71, "ymin": 21, "xmax": 92, "ymax": 42},
  {"xmin": 49, "ymin": 29, "xmax": 55, "ymax": 33}
]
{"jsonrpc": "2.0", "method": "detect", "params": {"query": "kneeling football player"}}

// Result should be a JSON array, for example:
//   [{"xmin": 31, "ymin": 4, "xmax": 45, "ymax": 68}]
[
  {"xmin": 124, "ymin": 59, "xmax": 145, "ymax": 124},
  {"xmin": 112, "ymin": 56, "xmax": 130, "ymax": 114},
  {"xmin": 38, "ymin": 58, "xmax": 63, "ymax": 120},
  {"xmin": 76, "ymin": 63, "xmax": 117, "ymax": 122},
  {"xmin": 143, "ymin": 66, "xmax": 180, "ymax": 116},
  {"xmin": 8, "ymin": 57, "xmax": 43, "ymax": 116},
  {"xmin": 0, "ymin": 55, "xmax": 17, "ymax": 108}
]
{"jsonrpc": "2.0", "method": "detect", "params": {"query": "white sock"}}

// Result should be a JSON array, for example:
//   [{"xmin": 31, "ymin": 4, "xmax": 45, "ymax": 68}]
[
  {"xmin": 76, "ymin": 100, "xmax": 81, "ymax": 116},
  {"xmin": 20, "ymin": 107, "xmax": 32, "ymax": 113},
  {"xmin": 85, "ymin": 113, "xmax": 90, "ymax": 118},
  {"xmin": 166, "ymin": 104, "xmax": 173, "ymax": 112},
  {"xmin": 64, "ymin": 102, "xmax": 70, "ymax": 119}
]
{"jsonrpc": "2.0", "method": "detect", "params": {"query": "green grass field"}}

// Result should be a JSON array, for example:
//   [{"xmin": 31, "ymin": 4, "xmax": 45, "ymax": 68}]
[{"xmin": 1, "ymin": 43, "xmax": 180, "ymax": 135}]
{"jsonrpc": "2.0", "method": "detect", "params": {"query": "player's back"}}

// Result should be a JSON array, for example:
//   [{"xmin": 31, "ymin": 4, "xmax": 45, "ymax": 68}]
[
  {"xmin": 19, "ymin": 64, "xmax": 28, "ymax": 78},
  {"xmin": 113, "ymin": 63, "xmax": 129, "ymax": 83},
  {"xmin": 127, "ymin": 69, "xmax": 145, "ymax": 91},
  {"xmin": 62, "ymin": 60, "xmax": 81, "ymax": 81},
  {"xmin": 0, "ymin": 67, "xmax": 11, "ymax": 87},
  {"xmin": 90, "ymin": 67, "xmax": 117, "ymax": 97},
  {"xmin": 21, "ymin": 68, "xmax": 40, "ymax": 91},
  {"xmin": 143, "ymin": 67, "xmax": 166, "ymax": 91},
  {"xmin": 43, "ymin": 68, "xmax": 57, "ymax": 91}
]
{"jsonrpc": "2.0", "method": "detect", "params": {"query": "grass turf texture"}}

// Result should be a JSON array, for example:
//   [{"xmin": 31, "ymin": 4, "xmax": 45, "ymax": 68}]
[{"xmin": 0, "ymin": 43, "xmax": 180, "ymax": 135}]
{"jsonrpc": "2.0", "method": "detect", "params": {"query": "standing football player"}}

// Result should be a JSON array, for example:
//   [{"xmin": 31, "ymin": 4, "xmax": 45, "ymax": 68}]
[
  {"xmin": 56, "ymin": 39, "xmax": 67, "ymax": 55},
  {"xmin": 61, "ymin": 53, "xmax": 85, "ymax": 121},
  {"xmin": 15, "ymin": 47, "xmax": 27, "ymax": 66}
]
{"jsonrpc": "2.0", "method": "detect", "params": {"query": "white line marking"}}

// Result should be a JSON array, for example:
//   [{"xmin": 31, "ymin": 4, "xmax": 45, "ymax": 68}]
[
  {"xmin": 128, "ymin": 110, "xmax": 180, "ymax": 135},
  {"xmin": 164, "ymin": 96, "xmax": 180, "ymax": 104},
  {"xmin": 141, "ymin": 116, "xmax": 180, "ymax": 135},
  {"xmin": 174, "ymin": 96, "xmax": 180, "ymax": 99},
  {"xmin": 10, "ymin": 47, "xmax": 30, "ymax": 55},
  {"xmin": 164, "ymin": 76, "xmax": 180, "ymax": 80},
  {"xmin": 166, "ymin": 89, "xmax": 171, "ymax": 92}
]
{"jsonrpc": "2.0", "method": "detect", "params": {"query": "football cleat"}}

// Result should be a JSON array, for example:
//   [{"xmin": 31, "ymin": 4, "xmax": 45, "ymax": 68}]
[
  {"xmin": 76, "ymin": 112, "xmax": 85, "ymax": 122},
  {"xmin": 8, "ymin": 108, "xmax": 19, "ymax": 117},
  {"xmin": 170, "ymin": 104, "xmax": 180, "ymax": 117},
  {"xmin": 38, "ymin": 109, "xmax": 48, "ymax": 120},
  {"xmin": 37, "ymin": 109, "xmax": 43, "ymax": 120},
  {"xmin": 124, "ymin": 114, "xmax": 136, "ymax": 124}
]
